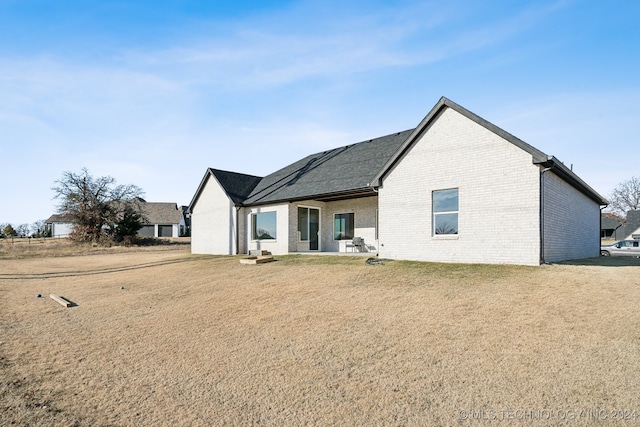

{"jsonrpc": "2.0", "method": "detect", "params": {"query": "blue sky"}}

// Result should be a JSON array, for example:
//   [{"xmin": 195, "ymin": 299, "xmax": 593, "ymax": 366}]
[{"xmin": 1, "ymin": 0, "xmax": 638, "ymax": 226}]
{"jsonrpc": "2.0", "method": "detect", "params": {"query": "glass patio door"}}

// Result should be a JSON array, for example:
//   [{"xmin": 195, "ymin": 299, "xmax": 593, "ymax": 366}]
[
  {"xmin": 309, "ymin": 208, "xmax": 319, "ymax": 250},
  {"xmin": 298, "ymin": 207, "xmax": 320, "ymax": 251}
]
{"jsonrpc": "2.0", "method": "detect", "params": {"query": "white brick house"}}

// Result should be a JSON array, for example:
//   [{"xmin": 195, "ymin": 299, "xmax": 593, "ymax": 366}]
[{"xmin": 189, "ymin": 97, "xmax": 606, "ymax": 265}]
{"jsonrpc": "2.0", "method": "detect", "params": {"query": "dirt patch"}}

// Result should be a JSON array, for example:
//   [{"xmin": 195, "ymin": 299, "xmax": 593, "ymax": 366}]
[{"xmin": 1, "ymin": 250, "xmax": 639, "ymax": 426}]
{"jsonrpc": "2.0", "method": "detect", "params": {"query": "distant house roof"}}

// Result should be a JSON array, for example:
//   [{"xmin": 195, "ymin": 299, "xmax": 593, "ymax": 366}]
[
  {"xmin": 138, "ymin": 202, "xmax": 183, "ymax": 225},
  {"xmin": 47, "ymin": 200, "xmax": 184, "ymax": 226},
  {"xmin": 45, "ymin": 213, "xmax": 73, "ymax": 224},
  {"xmin": 601, "ymin": 214, "xmax": 623, "ymax": 230}
]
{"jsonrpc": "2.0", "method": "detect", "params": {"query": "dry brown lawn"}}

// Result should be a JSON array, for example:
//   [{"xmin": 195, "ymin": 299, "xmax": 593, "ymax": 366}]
[{"xmin": 1, "ymin": 244, "xmax": 640, "ymax": 426}]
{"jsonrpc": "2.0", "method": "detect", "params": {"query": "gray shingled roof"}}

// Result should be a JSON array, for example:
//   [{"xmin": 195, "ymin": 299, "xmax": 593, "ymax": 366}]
[
  {"xmin": 45, "ymin": 213, "xmax": 74, "ymax": 223},
  {"xmin": 47, "ymin": 201, "xmax": 183, "ymax": 226},
  {"xmin": 139, "ymin": 202, "xmax": 183, "ymax": 225},
  {"xmin": 210, "ymin": 169, "xmax": 262, "ymax": 205},
  {"xmin": 189, "ymin": 168, "xmax": 262, "ymax": 211},
  {"xmin": 243, "ymin": 130, "xmax": 412, "ymax": 205},
  {"xmin": 601, "ymin": 214, "xmax": 622, "ymax": 230}
]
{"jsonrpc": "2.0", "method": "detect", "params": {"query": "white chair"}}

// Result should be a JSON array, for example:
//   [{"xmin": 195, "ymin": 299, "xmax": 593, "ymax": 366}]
[{"xmin": 346, "ymin": 237, "xmax": 364, "ymax": 252}]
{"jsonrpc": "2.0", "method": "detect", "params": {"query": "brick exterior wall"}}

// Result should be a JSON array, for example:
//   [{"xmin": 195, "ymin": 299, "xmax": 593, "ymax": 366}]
[
  {"xmin": 542, "ymin": 171, "xmax": 600, "ymax": 262},
  {"xmin": 378, "ymin": 107, "xmax": 542, "ymax": 265},
  {"xmin": 322, "ymin": 197, "xmax": 378, "ymax": 253},
  {"xmin": 286, "ymin": 198, "xmax": 378, "ymax": 252},
  {"xmin": 190, "ymin": 174, "xmax": 238, "ymax": 255}
]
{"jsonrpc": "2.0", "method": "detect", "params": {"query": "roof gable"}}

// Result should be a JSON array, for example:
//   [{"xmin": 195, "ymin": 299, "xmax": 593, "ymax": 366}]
[
  {"xmin": 191, "ymin": 97, "xmax": 606, "ymax": 208},
  {"xmin": 189, "ymin": 168, "xmax": 262, "ymax": 210},
  {"xmin": 211, "ymin": 169, "xmax": 262, "ymax": 204},
  {"xmin": 243, "ymin": 130, "xmax": 411, "ymax": 205},
  {"xmin": 370, "ymin": 97, "xmax": 607, "ymax": 205}
]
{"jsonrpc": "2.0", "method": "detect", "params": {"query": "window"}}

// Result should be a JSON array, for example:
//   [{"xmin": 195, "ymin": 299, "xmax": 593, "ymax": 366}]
[
  {"xmin": 251, "ymin": 211, "xmax": 277, "ymax": 240},
  {"xmin": 433, "ymin": 189, "xmax": 458, "ymax": 235},
  {"xmin": 601, "ymin": 229, "xmax": 614, "ymax": 239},
  {"xmin": 334, "ymin": 213, "xmax": 354, "ymax": 240},
  {"xmin": 298, "ymin": 208, "xmax": 309, "ymax": 240},
  {"xmin": 619, "ymin": 240, "xmax": 639, "ymax": 248}
]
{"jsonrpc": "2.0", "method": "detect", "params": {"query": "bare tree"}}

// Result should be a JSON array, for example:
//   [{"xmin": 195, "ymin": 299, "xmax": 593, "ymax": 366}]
[
  {"xmin": 15, "ymin": 223, "xmax": 31, "ymax": 238},
  {"xmin": 608, "ymin": 176, "xmax": 640, "ymax": 216},
  {"xmin": 31, "ymin": 220, "xmax": 48, "ymax": 238},
  {"xmin": 52, "ymin": 168, "xmax": 144, "ymax": 242}
]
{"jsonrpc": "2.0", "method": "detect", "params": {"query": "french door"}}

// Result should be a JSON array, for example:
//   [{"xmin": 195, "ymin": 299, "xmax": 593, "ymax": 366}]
[{"xmin": 298, "ymin": 207, "xmax": 320, "ymax": 251}]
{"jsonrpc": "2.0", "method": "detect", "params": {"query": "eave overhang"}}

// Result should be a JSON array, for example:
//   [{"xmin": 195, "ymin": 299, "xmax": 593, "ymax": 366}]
[
  {"xmin": 535, "ymin": 156, "xmax": 608, "ymax": 205},
  {"xmin": 239, "ymin": 187, "xmax": 377, "ymax": 207}
]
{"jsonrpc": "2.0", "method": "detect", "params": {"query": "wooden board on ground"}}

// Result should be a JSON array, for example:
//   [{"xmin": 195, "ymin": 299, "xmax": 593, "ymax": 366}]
[
  {"xmin": 50, "ymin": 293, "xmax": 72, "ymax": 307},
  {"xmin": 249, "ymin": 250, "xmax": 271, "ymax": 256},
  {"xmin": 240, "ymin": 256, "xmax": 274, "ymax": 265}
]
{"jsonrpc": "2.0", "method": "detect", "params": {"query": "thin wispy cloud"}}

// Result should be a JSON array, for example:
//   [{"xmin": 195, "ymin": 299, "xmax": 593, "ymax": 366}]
[{"xmin": 123, "ymin": 0, "xmax": 558, "ymax": 89}]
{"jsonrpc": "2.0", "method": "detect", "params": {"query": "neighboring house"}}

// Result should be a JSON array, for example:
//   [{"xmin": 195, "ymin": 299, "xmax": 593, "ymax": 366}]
[
  {"xmin": 46, "ymin": 200, "xmax": 187, "ymax": 239},
  {"xmin": 603, "ymin": 210, "xmax": 640, "ymax": 240},
  {"xmin": 625, "ymin": 211, "xmax": 640, "ymax": 239},
  {"xmin": 45, "ymin": 214, "xmax": 74, "ymax": 238},
  {"xmin": 135, "ymin": 200, "xmax": 187, "ymax": 238},
  {"xmin": 601, "ymin": 213, "xmax": 624, "ymax": 240},
  {"xmin": 189, "ymin": 97, "xmax": 607, "ymax": 265},
  {"xmin": 180, "ymin": 205, "xmax": 191, "ymax": 236}
]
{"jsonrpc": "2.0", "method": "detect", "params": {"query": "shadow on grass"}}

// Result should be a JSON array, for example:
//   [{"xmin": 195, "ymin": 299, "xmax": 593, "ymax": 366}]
[
  {"xmin": 553, "ymin": 256, "xmax": 640, "ymax": 267},
  {"xmin": 0, "ymin": 255, "xmax": 216, "ymax": 280},
  {"xmin": 58, "ymin": 296, "xmax": 78, "ymax": 307}
]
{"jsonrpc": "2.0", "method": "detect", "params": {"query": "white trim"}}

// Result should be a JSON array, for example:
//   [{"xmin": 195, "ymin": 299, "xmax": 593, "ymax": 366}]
[
  {"xmin": 297, "ymin": 205, "xmax": 321, "ymax": 251},
  {"xmin": 250, "ymin": 211, "xmax": 278, "ymax": 242},
  {"xmin": 333, "ymin": 212, "xmax": 355, "ymax": 241},
  {"xmin": 432, "ymin": 235, "xmax": 459, "ymax": 240},
  {"xmin": 432, "ymin": 188, "xmax": 459, "ymax": 236}
]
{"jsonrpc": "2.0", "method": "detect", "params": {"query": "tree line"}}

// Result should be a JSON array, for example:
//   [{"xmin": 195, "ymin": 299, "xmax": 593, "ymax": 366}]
[
  {"xmin": 1, "ymin": 168, "xmax": 146, "ymax": 244},
  {"xmin": 0, "ymin": 221, "xmax": 49, "ymax": 239},
  {"xmin": 606, "ymin": 176, "xmax": 640, "ymax": 217}
]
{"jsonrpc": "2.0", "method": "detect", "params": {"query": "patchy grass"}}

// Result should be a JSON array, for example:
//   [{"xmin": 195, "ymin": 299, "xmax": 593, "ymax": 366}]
[
  {"xmin": 2, "ymin": 250, "xmax": 640, "ymax": 426},
  {"xmin": 0, "ymin": 237, "xmax": 190, "ymax": 259}
]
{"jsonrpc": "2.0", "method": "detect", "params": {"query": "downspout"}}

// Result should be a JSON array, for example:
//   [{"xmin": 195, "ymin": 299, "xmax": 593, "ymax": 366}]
[
  {"xmin": 600, "ymin": 204, "xmax": 608, "ymax": 241},
  {"xmin": 613, "ymin": 221, "xmax": 621, "ymax": 240},
  {"xmin": 235, "ymin": 206, "xmax": 241, "ymax": 255},
  {"xmin": 599, "ymin": 202, "xmax": 613, "ymax": 243},
  {"xmin": 539, "ymin": 166, "xmax": 553, "ymax": 264},
  {"xmin": 368, "ymin": 183, "xmax": 380, "ymax": 255}
]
